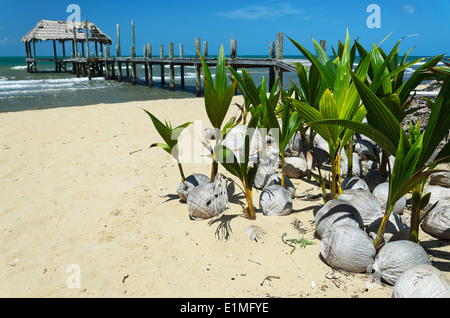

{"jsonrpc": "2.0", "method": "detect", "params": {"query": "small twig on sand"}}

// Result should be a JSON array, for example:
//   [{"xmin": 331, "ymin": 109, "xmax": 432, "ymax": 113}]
[
  {"xmin": 129, "ymin": 149, "xmax": 142, "ymax": 155},
  {"xmin": 260, "ymin": 275, "xmax": 280, "ymax": 286}
]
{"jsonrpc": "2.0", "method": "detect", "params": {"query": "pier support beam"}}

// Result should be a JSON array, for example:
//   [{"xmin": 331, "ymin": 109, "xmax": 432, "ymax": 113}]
[
  {"xmin": 276, "ymin": 32, "xmax": 283, "ymax": 90},
  {"xmin": 230, "ymin": 39, "xmax": 237, "ymax": 59},
  {"xmin": 320, "ymin": 40, "xmax": 326, "ymax": 52},
  {"xmin": 160, "ymin": 45, "xmax": 165, "ymax": 87},
  {"xmin": 269, "ymin": 41, "xmax": 275, "ymax": 89},
  {"xmin": 169, "ymin": 42, "xmax": 175, "ymax": 91},
  {"xmin": 147, "ymin": 43, "xmax": 153, "ymax": 87},
  {"xmin": 195, "ymin": 37, "xmax": 201, "ymax": 96},
  {"xmin": 180, "ymin": 44, "xmax": 185, "ymax": 88},
  {"xmin": 84, "ymin": 19, "xmax": 91, "ymax": 80},
  {"xmin": 144, "ymin": 45, "xmax": 149, "ymax": 83},
  {"xmin": 116, "ymin": 24, "xmax": 122, "ymax": 82},
  {"xmin": 131, "ymin": 21, "xmax": 137, "ymax": 85}
]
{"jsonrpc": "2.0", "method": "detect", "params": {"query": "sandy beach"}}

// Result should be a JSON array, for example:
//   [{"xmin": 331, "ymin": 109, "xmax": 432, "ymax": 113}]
[{"xmin": 0, "ymin": 94, "xmax": 448, "ymax": 298}]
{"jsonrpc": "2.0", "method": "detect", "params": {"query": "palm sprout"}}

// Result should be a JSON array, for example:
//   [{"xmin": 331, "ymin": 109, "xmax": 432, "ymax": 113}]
[{"xmin": 143, "ymin": 109, "xmax": 192, "ymax": 183}]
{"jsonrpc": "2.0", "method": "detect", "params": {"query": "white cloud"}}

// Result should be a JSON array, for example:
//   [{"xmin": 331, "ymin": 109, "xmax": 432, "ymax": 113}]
[
  {"xmin": 402, "ymin": 4, "xmax": 416, "ymax": 14},
  {"xmin": 218, "ymin": 3, "xmax": 305, "ymax": 20},
  {"xmin": 0, "ymin": 37, "xmax": 9, "ymax": 45}
]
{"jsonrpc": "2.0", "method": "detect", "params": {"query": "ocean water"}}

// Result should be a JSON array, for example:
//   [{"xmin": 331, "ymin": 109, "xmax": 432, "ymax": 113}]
[{"xmin": 0, "ymin": 55, "xmax": 443, "ymax": 113}]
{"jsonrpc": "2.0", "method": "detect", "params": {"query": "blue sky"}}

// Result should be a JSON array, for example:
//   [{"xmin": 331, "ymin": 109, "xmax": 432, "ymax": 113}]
[{"xmin": 0, "ymin": 0, "xmax": 448, "ymax": 57}]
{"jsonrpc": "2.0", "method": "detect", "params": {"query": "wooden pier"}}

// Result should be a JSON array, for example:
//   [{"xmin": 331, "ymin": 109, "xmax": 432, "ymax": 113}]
[{"xmin": 23, "ymin": 20, "xmax": 316, "ymax": 96}]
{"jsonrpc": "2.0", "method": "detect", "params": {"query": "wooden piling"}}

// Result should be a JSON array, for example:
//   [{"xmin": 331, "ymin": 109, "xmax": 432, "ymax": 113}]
[
  {"xmin": 269, "ymin": 41, "xmax": 275, "ymax": 88},
  {"xmin": 84, "ymin": 19, "xmax": 91, "ymax": 80},
  {"xmin": 203, "ymin": 41, "xmax": 208, "ymax": 58},
  {"xmin": 195, "ymin": 37, "xmax": 201, "ymax": 57},
  {"xmin": 25, "ymin": 42, "xmax": 30, "ymax": 72},
  {"xmin": 195, "ymin": 37, "xmax": 201, "ymax": 96},
  {"xmin": 105, "ymin": 44, "xmax": 110, "ymax": 80},
  {"xmin": 130, "ymin": 21, "xmax": 137, "ymax": 84},
  {"xmin": 320, "ymin": 40, "xmax": 326, "ymax": 52},
  {"xmin": 180, "ymin": 44, "xmax": 185, "ymax": 88},
  {"xmin": 147, "ymin": 43, "xmax": 153, "ymax": 87},
  {"xmin": 230, "ymin": 39, "xmax": 237, "ymax": 59},
  {"xmin": 276, "ymin": 32, "xmax": 283, "ymax": 90},
  {"xmin": 52, "ymin": 40, "xmax": 58, "ymax": 72},
  {"xmin": 131, "ymin": 46, "xmax": 136, "ymax": 85},
  {"xmin": 32, "ymin": 40, "xmax": 36, "ymax": 72},
  {"xmin": 144, "ymin": 45, "xmax": 149, "ymax": 82},
  {"xmin": 169, "ymin": 42, "xmax": 175, "ymax": 91},
  {"xmin": 116, "ymin": 24, "xmax": 122, "ymax": 82},
  {"xmin": 160, "ymin": 44, "xmax": 165, "ymax": 86}
]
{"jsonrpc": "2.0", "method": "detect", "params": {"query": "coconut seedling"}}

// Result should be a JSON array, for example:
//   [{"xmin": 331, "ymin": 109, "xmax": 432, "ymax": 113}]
[
  {"xmin": 289, "ymin": 29, "xmax": 372, "ymax": 200},
  {"xmin": 263, "ymin": 79, "xmax": 303, "ymax": 188},
  {"xmin": 197, "ymin": 44, "xmax": 238, "ymax": 182},
  {"xmin": 143, "ymin": 109, "xmax": 192, "ymax": 183},
  {"xmin": 354, "ymin": 35, "xmax": 444, "ymax": 177},
  {"xmin": 310, "ymin": 69, "xmax": 449, "ymax": 249},
  {"xmin": 214, "ymin": 108, "xmax": 261, "ymax": 219},
  {"xmin": 228, "ymin": 66, "xmax": 280, "ymax": 125},
  {"xmin": 347, "ymin": 68, "xmax": 449, "ymax": 248}
]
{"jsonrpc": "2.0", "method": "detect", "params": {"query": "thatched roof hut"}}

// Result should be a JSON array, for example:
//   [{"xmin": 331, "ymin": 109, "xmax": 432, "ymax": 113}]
[{"xmin": 22, "ymin": 20, "xmax": 112, "ymax": 44}]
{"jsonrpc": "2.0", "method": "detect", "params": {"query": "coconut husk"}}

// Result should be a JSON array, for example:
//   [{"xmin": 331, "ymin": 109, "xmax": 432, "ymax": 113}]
[
  {"xmin": 341, "ymin": 176, "xmax": 370, "ymax": 192},
  {"xmin": 187, "ymin": 173, "xmax": 229, "ymax": 220},
  {"xmin": 421, "ymin": 201, "xmax": 450, "ymax": 239},
  {"xmin": 259, "ymin": 184, "xmax": 292, "ymax": 216},
  {"xmin": 284, "ymin": 156, "xmax": 307, "ymax": 178},
  {"xmin": 320, "ymin": 224, "xmax": 376, "ymax": 273},
  {"xmin": 392, "ymin": 264, "xmax": 450, "ymax": 298},
  {"xmin": 337, "ymin": 189, "xmax": 383, "ymax": 226},
  {"xmin": 366, "ymin": 213, "xmax": 409, "ymax": 243},
  {"xmin": 177, "ymin": 173, "xmax": 211, "ymax": 201},
  {"xmin": 265, "ymin": 173, "xmax": 295, "ymax": 198},
  {"xmin": 423, "ymin": 186, "xmax": 450, "ymax": 210},
  {"xmin": 372, "ymin": 240, "xmax": 431, "ymax": 285},
  {"xmin": 314, "ymin": 199, "xmax": 364, "ymax": 238},
  {"xmin": 372, "ymin": 182, "xmax": 406, "ymax": 214},
  {"xmin": 253, "ymin": 155, "xmax": 278, "ymax": 190}
]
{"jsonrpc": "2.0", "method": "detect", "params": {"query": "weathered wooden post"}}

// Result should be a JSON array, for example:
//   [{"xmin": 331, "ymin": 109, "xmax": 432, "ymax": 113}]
[
  {"xmin": 116, "ymin": 24, "xmax": 122, "ymax": 82},
  {"xmin": 269, "ymin": 41, "xmax": 275, "ymax": 88},
  {"xmin": 131, "ymin": 21, "xmax": 137, "ymax": 85},
  {"xmin": 147, "ymin": 43, "xmax": 153, "ymax": 87},
  {"xmin": 179, "ymin": 44, "xmax": 185, "ymax": 88},
  {"xmin": 203, "ymin": 41, "xmax": 208, "ymax": 58},
  {"xmin": 195, "ymin": 37, "xmax": 201, "ymax": 57},
  {"xmin": 230, "ymin": 38, "xmax": 237, "ymax": 59},
  {"xmin": 195, "ymin": 37, "xmax": 201, "ymax": 96},
  {"xmin": 160, "ymin": 44, "xmax": 165, "ymax": 86},
  {"xmin": 32, "ymin": 40, "xmax": 37, "ymax": 72},
  {"xmin": 72, "ymin": 26, "xmax": 78, "ymax": 75},
  {"xmin": 169, "ymin": 42, "xmax": 175, "ymax": 91},
  {"xmin": 276, "ymin": 32, "xmax": 283, "ymax": 90},
  {"xmin": 105, "ymin": 44, "xmax": 110, "ymax": 80},
  {"xmin": 144, "ymin": 45, "xmax": 149, "ymax": 83},
  {"xmin": 320, "ymin": 40, "xmax": 326, "ymax": 52},
  {"xmin": 53, "ymin": 40, "xmax": 58, "ymax": 72},
  {"xmin": 25, "ymin": 42, "xmax": 30, "ymax": 72},
  {"xmin": 84, "ymin": 19, "xmax": 91, "ymax": 80}
]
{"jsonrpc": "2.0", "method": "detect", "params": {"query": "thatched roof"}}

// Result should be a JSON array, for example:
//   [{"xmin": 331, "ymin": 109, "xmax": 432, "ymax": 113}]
[{"xmin": 22, "ymin": 20, "xmax": 112, "ymax": 44}]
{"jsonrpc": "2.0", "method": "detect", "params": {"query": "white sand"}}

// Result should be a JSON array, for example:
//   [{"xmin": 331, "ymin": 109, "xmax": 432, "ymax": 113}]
[{"xmin": 0, "ymin": 95, "xmax": 447, "ymax": 298}]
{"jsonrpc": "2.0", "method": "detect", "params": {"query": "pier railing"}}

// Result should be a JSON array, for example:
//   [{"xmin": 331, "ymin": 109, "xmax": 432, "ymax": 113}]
[{"xmin": 25, "ymin": 20, "xmax": 318, "ymax": 96}]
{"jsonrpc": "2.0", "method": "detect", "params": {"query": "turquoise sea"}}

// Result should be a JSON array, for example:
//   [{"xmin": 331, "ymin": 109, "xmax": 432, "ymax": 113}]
[{"xmin": 0, "ymin": 55, "xmax": 444, "ymax": 113}]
